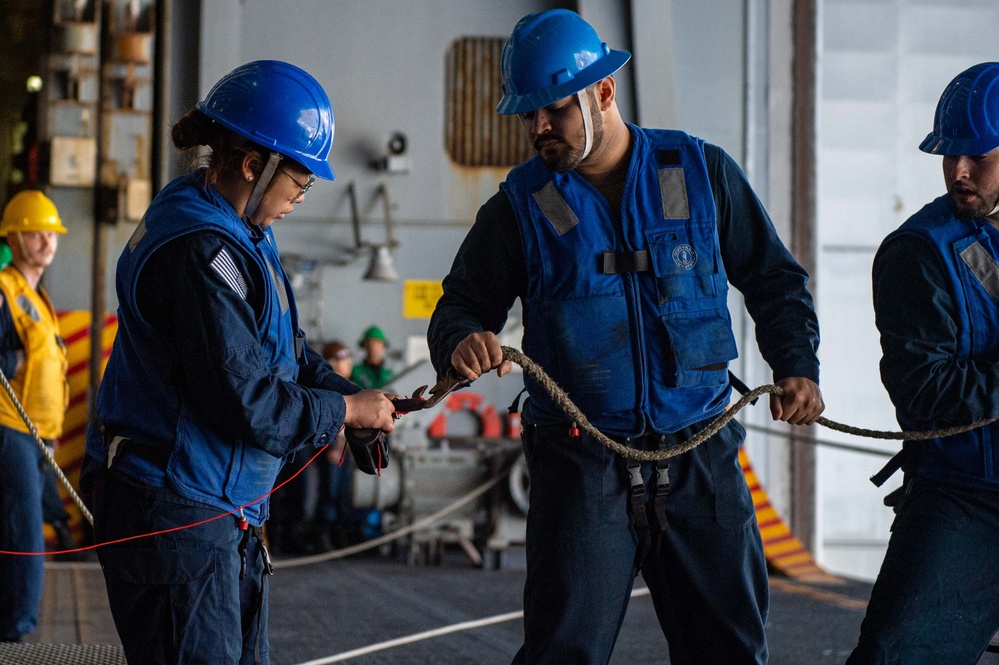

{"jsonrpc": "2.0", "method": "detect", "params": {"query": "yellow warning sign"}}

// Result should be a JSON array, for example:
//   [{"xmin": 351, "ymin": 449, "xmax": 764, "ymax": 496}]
[{"xmin": 403, "ymin": 280, "xmax": 444, "ymax": 319}]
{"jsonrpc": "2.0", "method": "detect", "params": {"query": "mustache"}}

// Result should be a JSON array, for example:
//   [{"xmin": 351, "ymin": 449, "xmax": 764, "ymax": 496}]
[{"xmin": 534, "ymin": 135, "xmax": 564, "ymax": 150}]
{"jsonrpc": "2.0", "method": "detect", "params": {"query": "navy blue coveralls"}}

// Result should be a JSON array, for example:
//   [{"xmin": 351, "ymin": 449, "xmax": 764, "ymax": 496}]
[
  {"xmin": 428, "ymin": 126, "xmax": 820, "ymax": 665},
  {"xmin": 848, "ymin": 197, "xmax": 999, "ymax": 665},
  {"xmin": 0, "ymin": 303, "xmax": 44, "ymax": 642},
  {"xmin": 81, "ymin": 170, "xmax": 356, "ymax": 664}
]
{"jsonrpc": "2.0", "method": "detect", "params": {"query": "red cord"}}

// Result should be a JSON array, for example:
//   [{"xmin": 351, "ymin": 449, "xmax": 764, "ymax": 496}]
[{"xmin": 0, "ymin": 444, "xmax": 331, "ymax": 557}]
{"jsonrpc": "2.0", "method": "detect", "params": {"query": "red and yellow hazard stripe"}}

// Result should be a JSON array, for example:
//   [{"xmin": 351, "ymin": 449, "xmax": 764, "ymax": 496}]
[
  {"xmin": 741, "ymin": 447, "xmax": 839, "ymax": 583},
  {"xmin": 45, "ymin": 311, "xmax": 117, "ymax": 541}
]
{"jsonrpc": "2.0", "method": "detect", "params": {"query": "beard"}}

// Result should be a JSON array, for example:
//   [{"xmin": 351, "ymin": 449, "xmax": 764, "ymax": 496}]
[
  {"xmin": 537, "ymin": 139, "xmax": 584, "ymax": 173},
  {"xmin": 949, "ymin": 186, "xmax": 999, "ymax": 220},
  {"xmin": 535, "ymin": 93, "xmax": 605, "ymax": 173}
]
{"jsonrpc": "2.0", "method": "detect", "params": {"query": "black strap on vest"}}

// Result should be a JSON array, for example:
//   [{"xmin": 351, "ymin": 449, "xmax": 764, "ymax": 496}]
[
  {"xmin": 295, "ymin": 329, "xmax": 306, "ymax": 363},
  {"xmin": 507, "ymin": 387, "xmax": 528, "ymax": 415},
  {"xmin": 728, "ymin": 371, "xmax": 759, "ymax": 405},
  {"xmin": 870, "ymin": 448, "xmax": 911, "ymax": 514},
  {"xmin": 119, "ymin": 439, "xmax": 171, "ymax": 469},
  {"xmin": 601, "ymin": 250, "xmax": 651, "ymax": 275},
  {"xmin": 870, "ymin": 448, "xmax": 908, "ymax": 488}
]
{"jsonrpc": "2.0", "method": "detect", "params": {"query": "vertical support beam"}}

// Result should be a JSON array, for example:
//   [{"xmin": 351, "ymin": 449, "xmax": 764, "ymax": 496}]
[
  {"xmin": 88, "ymin": 0, "xmax": 108, "ymax": 408},
  {"xmin": 789, "ymin": 0, "xmax": 818, "ymax": 551},
  {"xmin": 152, "ymin": 0, "xmax": 171, "ymax": 193},
  {"xmin": 154, "ymin": 0, "xmax": 201, "ymax": 185},
  {"xmin": 629, "ymin": 0, "xmax": 677, "ymax": 128},
  {"xmin": 577, "ymin": 0, "xmax": 638, "ymax": 124}
]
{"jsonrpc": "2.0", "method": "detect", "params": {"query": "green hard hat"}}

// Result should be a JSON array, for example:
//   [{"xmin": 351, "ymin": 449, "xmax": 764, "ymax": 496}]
[
  {"xmin": 359, "ymin": 325, "xmax": 387, "ymax": 346},
  {"xmin": 0, "ymin": 242, "xmax": 11, "ymax": 269}
]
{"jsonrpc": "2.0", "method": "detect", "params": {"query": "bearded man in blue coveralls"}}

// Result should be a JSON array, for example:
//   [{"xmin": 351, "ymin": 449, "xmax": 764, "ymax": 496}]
[
  {"xmin": 428, "ymin": 10, "xmax": 826, "ymax": 665},
  {"xmin": 847, "ymin": 62, "xmax": 999, "ymax": 665}
]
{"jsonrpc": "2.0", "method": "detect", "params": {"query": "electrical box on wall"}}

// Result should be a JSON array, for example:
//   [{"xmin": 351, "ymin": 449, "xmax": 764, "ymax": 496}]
[
  {"xmin": 49, "ymin": 136, "xmax": 96, "ymax": 186},
  {"xmin": 99, "ymin": 0, "xmax": 155, "ymax": 223},
  {"xmin": 124, "ymin": 175, "xmax": 150, "ymax": 220}
]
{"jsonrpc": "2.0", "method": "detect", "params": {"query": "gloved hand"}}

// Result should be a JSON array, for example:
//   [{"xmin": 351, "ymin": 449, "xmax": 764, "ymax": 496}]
[{"xmin": 344, "ymin": 427, "xmax": 389, "ymax": 475}]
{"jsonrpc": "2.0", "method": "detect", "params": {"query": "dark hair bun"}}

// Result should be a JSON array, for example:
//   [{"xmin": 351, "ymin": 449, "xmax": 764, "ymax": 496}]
[{"xmin": 171, "ymin": 110, "xmax": 214, "ymax": 150}]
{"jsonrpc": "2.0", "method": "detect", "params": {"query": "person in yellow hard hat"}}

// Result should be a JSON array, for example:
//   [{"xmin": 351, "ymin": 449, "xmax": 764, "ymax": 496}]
[{"xmin": 0, "ymin": 190, "xmax": 69, "ymax": 643}]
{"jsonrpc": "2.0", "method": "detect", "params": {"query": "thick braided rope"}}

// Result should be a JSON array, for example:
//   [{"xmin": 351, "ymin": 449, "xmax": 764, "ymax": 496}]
[
  {"xmin": 0, "ymin": 367, "xmax": 94, "ymax": 525},
  {"xmin": 502, "ymin": 346, "xmax": 999, "ymax": 462}
]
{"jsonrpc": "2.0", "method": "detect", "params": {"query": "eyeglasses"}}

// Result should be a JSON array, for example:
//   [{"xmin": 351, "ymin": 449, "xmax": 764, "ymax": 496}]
[{"xmin": 279, "ymin": 169, "xmax": 316, "ymax": 201}]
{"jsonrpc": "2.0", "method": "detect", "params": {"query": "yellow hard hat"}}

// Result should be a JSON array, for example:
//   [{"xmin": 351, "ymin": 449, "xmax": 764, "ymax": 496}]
[{"xmin": 0, "ymin": 191, "xmax": 68, "ymax": 235}]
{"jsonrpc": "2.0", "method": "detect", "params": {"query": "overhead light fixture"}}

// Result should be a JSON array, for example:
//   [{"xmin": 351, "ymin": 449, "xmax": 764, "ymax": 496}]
[
  {"xmin": 349, "ymin": 182, "xmax": 399, "ymax": 281},
  {"xmin": 363, "ymin": 245, "xmax": 399, "ymax": 281}
]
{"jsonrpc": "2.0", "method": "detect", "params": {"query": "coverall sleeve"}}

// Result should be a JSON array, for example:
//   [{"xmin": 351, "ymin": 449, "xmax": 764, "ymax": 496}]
[
  {"xmin": 137, "ymin": 232, "xmax": 346, "ymax": 456},
  {"xmin": 298, "ymin": 342, "xmax": 361, "ymax": 394},
  {"xmin": 427, "ymin": 190, "xmax": 526, "ymax": 377},
  {"xmin": 873, "ymin": 234, "xmax": 999, "ymax": 426},
  {"xmin": 706, "ymin": 144, "xmax": 821, "ymax": 383}
]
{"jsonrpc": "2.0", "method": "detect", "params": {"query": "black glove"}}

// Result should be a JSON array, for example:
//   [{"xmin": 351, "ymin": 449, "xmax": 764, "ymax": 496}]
[{"xmin": 344, "ymin": 427, "xmax": 390, "ymax": 475}]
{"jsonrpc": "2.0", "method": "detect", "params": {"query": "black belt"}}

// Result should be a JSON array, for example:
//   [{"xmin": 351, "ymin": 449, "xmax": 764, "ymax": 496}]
[
  {"xmin": 525, "ymin": 424, "xmax": 671, "ymax": 450},
  {"xmin": 611, "ymin": 433, "xmax": 670, "ymax": 449}
]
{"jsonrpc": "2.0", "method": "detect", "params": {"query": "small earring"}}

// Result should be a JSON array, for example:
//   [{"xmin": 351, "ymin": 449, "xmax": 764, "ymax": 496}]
[{"xmin": 247, "ymin": 175, "xmax": 254, "ymax": 181}]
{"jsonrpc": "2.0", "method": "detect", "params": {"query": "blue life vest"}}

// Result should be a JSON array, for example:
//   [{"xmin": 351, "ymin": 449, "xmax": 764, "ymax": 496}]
[
  {"xmin": 87, "ymin": 170, "xmax": 300, "ymax": 523},
  {"xmin": 502, "ymin": 126, "xmax": 737, "ymax": 436},
  {"xmin": 888, "ymin": 196, "xmax": 999, "ymax": 487}
]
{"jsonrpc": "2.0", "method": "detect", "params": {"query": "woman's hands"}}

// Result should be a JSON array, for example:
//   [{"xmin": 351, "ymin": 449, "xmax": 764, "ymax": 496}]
[{"xmin": 343, "ymin": 389, "xmax": 396, "ymax": 433}]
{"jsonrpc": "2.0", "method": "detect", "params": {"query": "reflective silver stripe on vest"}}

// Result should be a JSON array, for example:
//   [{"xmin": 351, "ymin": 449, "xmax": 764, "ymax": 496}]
[
  {"xmin": 532, "ymin": 182, "xmax": 579, "ymax": 236},
  {"xmin": 15, "ymin": 294, "xmax": 40, "ymax": 322},
  {"xmin": 264, "ymin": 257, "xmax": 289, "ymax": 313},
  {"xmin": 658, "ymin": 167, "xmax": 690, "ymax": 220},
  {"xmin": 960, "ymin": 242, "xmax": 999, "ymax": 302},
  {"xmin": 128, "ymin": 217, "xmax": 147, "ymax": 251}
]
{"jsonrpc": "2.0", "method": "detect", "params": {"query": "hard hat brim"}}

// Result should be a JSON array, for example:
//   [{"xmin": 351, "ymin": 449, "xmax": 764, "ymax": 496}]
[
  {"xmin": 496, "ymin": 49, "xmax": 631, "ymax": 116},
  {"xmin": 297, "ymin": 155, "xmax": 335, "ymax": 181},
  {"xmin": 919, "ymin": 133, "xmax": 999, "ymax": 157}
]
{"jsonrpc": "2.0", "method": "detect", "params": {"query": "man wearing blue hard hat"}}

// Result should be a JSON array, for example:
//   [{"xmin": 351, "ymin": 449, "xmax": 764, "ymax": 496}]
[
  {"xmin": 847, "ymin": 62, "xmax": 999, "ymax": 664},
  {"xmin": 429, "ymin": 9, "xmax": 824, "ymax": 664},
  {"xmin": 80, "ymin": 61, "xmax": 396, "ymax": 663}
]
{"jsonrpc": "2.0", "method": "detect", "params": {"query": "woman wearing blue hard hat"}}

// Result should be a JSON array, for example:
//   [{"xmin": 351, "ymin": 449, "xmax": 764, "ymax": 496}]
[{"xmin": 81, "ymin": 60, "xmax": 396, "ymax": 664}]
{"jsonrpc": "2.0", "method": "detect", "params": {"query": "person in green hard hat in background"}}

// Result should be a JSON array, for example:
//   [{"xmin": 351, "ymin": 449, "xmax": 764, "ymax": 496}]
[
  {"xmin": 0, "ymin": 190, "xmax": 70, "ymax": 643},
  {"xmin": 351, "ymin": 325, "xmax": 395, "ymax": 389}
]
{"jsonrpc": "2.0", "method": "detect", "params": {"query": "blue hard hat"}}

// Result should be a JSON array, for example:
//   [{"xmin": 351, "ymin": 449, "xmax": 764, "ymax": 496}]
[
  {"xmin": 920, "ymin": 62, "xmax": 999, "ymax": 156},
  {"xmin": 197, "ymin": 60, "xmax": 336, "ymax": 180},
  {"xmin": 496, "ymin": 9, "xmax": 631, "ymax": 116}
]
